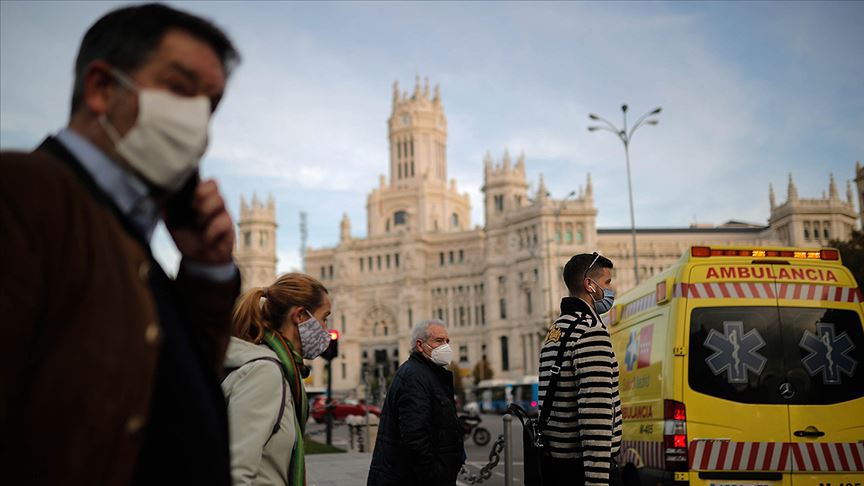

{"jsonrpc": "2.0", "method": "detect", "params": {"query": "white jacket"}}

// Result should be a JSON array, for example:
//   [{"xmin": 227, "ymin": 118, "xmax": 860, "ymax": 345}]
[{"xmin": 223, "ymin": 337, "xmax": 297, "ymax": 486}]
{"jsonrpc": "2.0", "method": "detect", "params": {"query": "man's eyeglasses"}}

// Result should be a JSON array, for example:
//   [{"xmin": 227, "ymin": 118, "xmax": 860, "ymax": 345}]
[{"xmin": 583, "ymin": 252, "xmax": 601, "ymax": 280}]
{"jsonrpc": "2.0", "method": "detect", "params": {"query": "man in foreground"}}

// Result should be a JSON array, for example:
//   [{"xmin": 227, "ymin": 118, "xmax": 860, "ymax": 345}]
[{"xmin": 0, "ymin": 4, "xmax": 241, "ymax": 484}]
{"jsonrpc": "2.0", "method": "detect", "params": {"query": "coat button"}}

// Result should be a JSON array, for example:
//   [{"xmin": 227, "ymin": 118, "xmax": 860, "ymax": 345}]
[
  {"xmin": 138, "ymin": 261, "xmax": 150, "ymax": 281},
  {"xmin": 126, "ymin": 415, "xmax": 145, "ymax": 435},
  {"xmin": 145, "ymin": 323, "xmax": 160, "ymax": 344}
]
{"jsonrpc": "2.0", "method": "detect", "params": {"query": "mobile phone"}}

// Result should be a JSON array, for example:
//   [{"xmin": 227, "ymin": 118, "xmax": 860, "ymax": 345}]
[{"xmin": 165, "ymin": 171, "xmax": 200, "ymax": 229}]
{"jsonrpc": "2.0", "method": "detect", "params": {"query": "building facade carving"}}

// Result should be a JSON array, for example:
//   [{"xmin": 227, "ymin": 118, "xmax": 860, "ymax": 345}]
[{"xmin": 238, "ymin": 79, "xmax": 861, "ymax": 394}]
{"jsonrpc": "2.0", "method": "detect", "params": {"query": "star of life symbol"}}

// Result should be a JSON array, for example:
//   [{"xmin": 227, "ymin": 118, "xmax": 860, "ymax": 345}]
[
  {"xmin": 799, "ymin": 323, "xmax": 857, "ymax": 385},
  {"xmin": 704, "ymin": 321, "xmax": 768, "ymax": 384}
]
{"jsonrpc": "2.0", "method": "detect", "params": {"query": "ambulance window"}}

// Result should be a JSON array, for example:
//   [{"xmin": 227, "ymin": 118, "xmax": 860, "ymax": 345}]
[
  {"xmin": 778, "ymin": 307, "xmax": 864, "ymax": 405},
  {"xmin": 688, "ymin": 307, "xmax": 787, "ymax": 404}
]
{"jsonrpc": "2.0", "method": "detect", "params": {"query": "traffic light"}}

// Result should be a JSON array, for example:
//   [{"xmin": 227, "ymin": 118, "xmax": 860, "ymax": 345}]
[{"xmin": 321, "ymin": 329, "xmax": 339, "ymax": 361}]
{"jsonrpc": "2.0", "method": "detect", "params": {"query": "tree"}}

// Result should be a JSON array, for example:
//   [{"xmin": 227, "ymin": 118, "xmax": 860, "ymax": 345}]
[
  {"xmin": 472, "ymin": 354, "xmax": 494, "ymax": 385},
  {"xmin": 830, "ymin": 229, "xmax": 864, "ymax": 287}
]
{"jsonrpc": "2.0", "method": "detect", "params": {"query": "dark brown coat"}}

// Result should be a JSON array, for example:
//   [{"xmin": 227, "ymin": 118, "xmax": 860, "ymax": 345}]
[{"xmin": 0, "ymin": 144, "xmax": 238, "ymax": 485}]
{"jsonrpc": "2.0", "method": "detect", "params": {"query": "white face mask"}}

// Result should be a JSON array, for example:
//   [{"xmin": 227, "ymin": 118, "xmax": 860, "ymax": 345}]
[
  {"xmin": 423, "ymin": 342, "xmax": 453, "ymax": 367},
  {"xmin": 99, "ymin": 69, "xmax": 211, "ymax": 192},
  {"xmin": 297, "ymin": 310, "xmax": 331, "ymax": 359}
]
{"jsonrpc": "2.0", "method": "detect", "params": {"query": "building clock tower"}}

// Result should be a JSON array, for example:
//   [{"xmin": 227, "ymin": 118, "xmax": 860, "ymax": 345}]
[{"xmin": 366, "ymin": 76, "xmax": 471, "ymax": 237}]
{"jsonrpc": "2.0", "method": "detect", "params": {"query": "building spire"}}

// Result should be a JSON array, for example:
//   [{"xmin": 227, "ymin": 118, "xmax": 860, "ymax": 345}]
[
  {"xmin": 413, "ymin": 75, "xmax": 421, "ymax": 99},
  {"xmin": 847, "ymin": 180, "xmax": 855, "ymax": 205},
  {"xmin": 502, "ymin": 149, "xmax": 511, "ymax": 170},
  {"xmin": 537, "ymin": 173, "xmax": 548, "ymax": 201},
  {"xmin": 787, "ymin": 173, "xmax": 798, "ymax": 201},
  {"xmin": 393, "ymin": 80, "xmax": 400, "ymax": 105},
  {"xmin": 585, "ymin": 173, "xmax": 593, "ymax": 200},
  {"xmin": 769, "ymin": 183, "xmax": 776, "ymax": 209},
  {"xmin": 516, "ymin": 151, "xmax": 525, "ymax": 174},
  {"xmin": 423, "ymin": 76, "xmax": 430, "ymax": 99},
  {"xmin": 829, "ymin": 173, "xmax": 839, "ymax": 200},
  {"xmin": 340, "ymin": 213, "xmax": 351, "ymax": 242},
  {"xmin": 433, "ymin": 84, "xmax": 441, "ymax": 104}
]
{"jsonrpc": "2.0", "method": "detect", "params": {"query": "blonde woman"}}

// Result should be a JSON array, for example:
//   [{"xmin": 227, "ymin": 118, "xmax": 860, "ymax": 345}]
[{"xmin": 223, "ymin": 273, "xmax": 332, "ymax": 486}]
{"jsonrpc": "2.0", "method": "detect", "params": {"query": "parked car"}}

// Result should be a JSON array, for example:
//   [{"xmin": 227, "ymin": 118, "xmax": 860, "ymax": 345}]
[{"xmin": 310, "ymin": 396, "xmax": 381, "ymax": 423}]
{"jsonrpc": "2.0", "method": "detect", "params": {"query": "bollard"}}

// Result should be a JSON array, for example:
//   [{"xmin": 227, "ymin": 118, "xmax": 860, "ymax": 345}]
[{"xmin": 503, "ymin": 414, "xmax": 513, "ymax": 486}]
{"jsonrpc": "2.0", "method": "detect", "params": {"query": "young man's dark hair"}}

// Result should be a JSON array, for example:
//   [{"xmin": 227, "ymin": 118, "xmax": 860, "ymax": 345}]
[
  {"xmin": 563, "ymin": 252, "xmax": 613, "ymax": 295},
  {"xmin": 70, "ymin": 3, "xmax": 240, "ymax": 114}
]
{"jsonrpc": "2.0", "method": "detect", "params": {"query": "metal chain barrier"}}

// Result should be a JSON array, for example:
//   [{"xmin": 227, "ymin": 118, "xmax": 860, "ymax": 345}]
[{"xmin": 458, "ymin": 434, "xmax": 505, "ymax": 484}]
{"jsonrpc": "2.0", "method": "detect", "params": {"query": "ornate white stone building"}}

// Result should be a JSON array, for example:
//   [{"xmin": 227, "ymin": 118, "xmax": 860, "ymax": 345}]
[{"xmin": 238, "ymin": 78, "xmax": 861, "ymax": 394}]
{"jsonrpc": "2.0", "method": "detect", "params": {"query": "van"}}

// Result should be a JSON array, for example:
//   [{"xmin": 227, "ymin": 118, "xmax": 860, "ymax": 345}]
[{"xmin": 608, "ymin": 246, "xmax": 864, "ymax": 486}]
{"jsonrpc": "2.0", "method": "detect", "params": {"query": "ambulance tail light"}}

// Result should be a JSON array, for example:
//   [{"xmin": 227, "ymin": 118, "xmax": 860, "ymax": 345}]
[
  {"xmin": 663, "ymin": 400, "xmax": 688, "ymax": 471},
  {"xmin": 821, "ymin": 249, "xmax": 839, "ymax": 260},
  {"xmin": 691, "ymin": 246, "xmax": 711, "ymax": 257}
]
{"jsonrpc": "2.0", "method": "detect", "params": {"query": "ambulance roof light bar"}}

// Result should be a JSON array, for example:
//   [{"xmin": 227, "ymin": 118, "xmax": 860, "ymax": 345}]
[{"xmin": 691, "ymin": 246, "xmax": 839, "ymax": 261}]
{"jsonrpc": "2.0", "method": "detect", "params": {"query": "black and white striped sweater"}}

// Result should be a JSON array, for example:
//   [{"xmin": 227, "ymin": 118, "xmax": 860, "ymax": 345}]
[{"xmin": 538, "ymin": 297, "xmax": 623, "ymax": 485}]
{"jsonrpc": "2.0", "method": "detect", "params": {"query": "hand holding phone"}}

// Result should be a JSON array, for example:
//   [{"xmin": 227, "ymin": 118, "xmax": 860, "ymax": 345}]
[
  {"xmin": 165, "ymin": 171, "xmax": 201, "ymax": 229},
  {"xmin": 165, "ymin": 174, "xmax": 235, "ymax": 265}
]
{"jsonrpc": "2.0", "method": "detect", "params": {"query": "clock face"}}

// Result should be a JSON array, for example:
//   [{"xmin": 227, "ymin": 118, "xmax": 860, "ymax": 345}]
[{"xmin": 401, "ymin": 113, "xmax": 410, "ymax": 126}]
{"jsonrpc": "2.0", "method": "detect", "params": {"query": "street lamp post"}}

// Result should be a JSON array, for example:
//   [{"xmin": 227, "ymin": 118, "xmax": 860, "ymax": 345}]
[{"xmin": 588, "ymin": 104, "xmax": 661, "ymax": 287}]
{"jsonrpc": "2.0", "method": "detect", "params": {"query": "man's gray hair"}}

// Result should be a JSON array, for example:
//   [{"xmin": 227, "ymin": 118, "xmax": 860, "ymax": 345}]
[{"xmin": 409, "ymin": 319, "xmax": 446, "ymax": 354}]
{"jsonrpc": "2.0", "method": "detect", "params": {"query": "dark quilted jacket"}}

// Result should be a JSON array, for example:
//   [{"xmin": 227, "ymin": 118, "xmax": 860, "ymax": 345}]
[{"xmin": 368, "ymin": 352, "xmax": 464, "ymax": 486}]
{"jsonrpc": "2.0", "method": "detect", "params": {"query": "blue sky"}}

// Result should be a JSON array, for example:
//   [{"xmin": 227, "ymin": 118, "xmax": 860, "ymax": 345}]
[{"xmin": 2, "ymin": 1, "xmax": 862, "ymax": 273}]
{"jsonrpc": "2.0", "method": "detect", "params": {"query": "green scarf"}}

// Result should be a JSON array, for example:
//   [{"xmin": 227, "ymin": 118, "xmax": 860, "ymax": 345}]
[{"xmin": 264, "ymin": 330, "xmax": 308, "ymax": 486}]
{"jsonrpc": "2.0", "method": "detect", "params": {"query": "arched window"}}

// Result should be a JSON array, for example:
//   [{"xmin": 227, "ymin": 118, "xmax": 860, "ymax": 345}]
[
  {"xmin": 451, "ymin": 213, "xmax": 459, "ymax": 228},
  {"xmin": 394, "ymin": 210, "xmax": 407, "ymax": 225}
]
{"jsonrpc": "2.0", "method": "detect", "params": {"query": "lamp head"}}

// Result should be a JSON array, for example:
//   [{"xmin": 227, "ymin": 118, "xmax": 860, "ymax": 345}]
[
  {"xmin": 651, "ymin": 107, "xmax": 662, "ymax": 115},
  {"xmin": 621, "ymin": 104, "xmax": 629, "ymax": 113},
  {"xmin": 589, "ymin": 113, "xmax": 599, "ymax": 120},
  {"xmin": 587, "ymin": 126, "xmax": 599, "ymax": 132}
]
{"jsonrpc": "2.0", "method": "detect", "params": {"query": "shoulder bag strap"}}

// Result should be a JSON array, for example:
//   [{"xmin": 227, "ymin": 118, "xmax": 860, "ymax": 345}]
[
  {"xmin": 539, "ymin": 323, "xmax": 577, "ymax": 428},
  {"xmin": 224, "ymin": 356, "xmax": 287, "ymax": 435}
]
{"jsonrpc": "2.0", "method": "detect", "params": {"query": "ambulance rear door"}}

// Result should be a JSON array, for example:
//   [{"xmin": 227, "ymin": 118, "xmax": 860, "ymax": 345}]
[
  {"xmin": 774, "ymin": 264, "xmax": 864, "ymax": 486},
  {"xmin": 683, "ymin": 262, "xmax": 790, "ymax": 486}
]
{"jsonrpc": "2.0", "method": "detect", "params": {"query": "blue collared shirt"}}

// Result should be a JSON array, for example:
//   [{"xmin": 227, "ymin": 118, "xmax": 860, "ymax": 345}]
[{"xmin": 55, "ymin": 129, "xmax": 236, "ymax": 282}]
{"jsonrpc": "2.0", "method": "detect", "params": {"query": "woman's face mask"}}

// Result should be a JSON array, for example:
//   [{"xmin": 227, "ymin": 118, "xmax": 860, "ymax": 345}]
[{"xmin": 297, "ymin": 310, "xmax": 331, "ymax": 359}]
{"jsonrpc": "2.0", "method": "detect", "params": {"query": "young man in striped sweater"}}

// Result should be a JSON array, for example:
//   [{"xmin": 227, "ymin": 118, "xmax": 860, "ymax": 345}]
[{"xmin": 538, "ymin": 252, "xmax": 623, "ymax": 485}]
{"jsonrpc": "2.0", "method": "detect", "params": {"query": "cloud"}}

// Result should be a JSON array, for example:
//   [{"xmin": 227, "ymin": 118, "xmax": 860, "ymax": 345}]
[{"xmin": 2, "ymin": 1, "xmax": 861, "ymax": 270}]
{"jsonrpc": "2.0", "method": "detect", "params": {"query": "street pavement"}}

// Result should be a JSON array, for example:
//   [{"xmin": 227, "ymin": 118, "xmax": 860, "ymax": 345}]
[{"xmin": 305, "ymin": 413, "xmax": 525, "ymax": 486}]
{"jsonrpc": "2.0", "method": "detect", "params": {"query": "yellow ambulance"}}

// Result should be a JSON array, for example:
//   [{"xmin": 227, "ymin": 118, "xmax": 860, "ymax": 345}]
[{"xmin": 608, "ymin": 245, "xmax": 864, "ymax": 486}]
